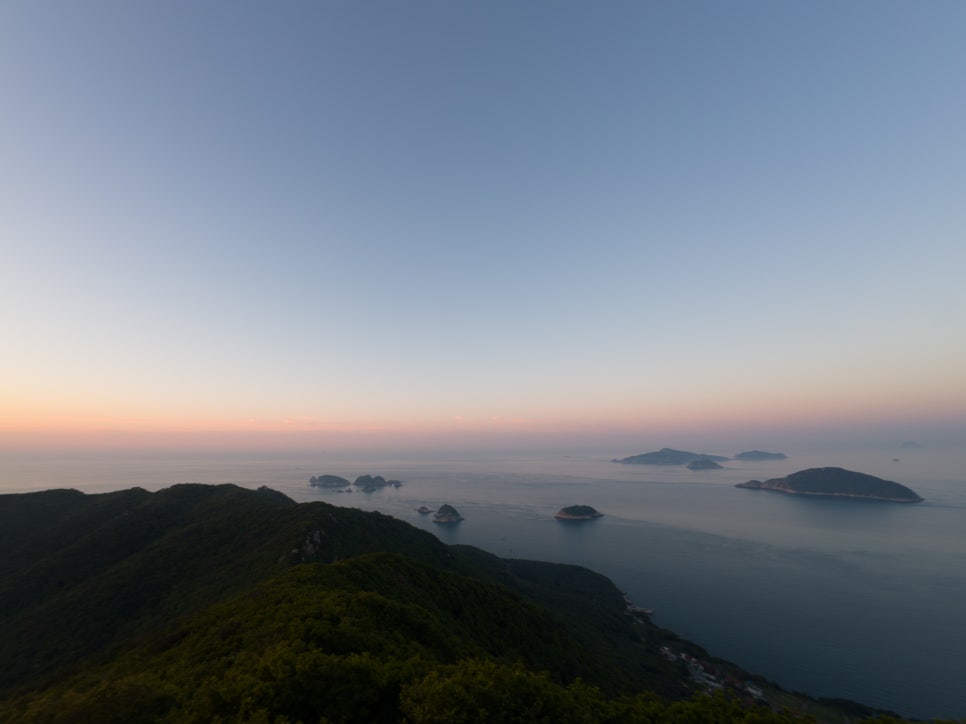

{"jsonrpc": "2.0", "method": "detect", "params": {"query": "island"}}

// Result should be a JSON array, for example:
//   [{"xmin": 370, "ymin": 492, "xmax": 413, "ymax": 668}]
[
  {"xmin": 736, "ymin": 467, "xmax": 924, "ymax": 503},
  {"xmin": 686, "ymin": 457, "xmax": 724, "ymax": 470},
  {"xmin": 309, "ymin": 474, "xmax": 351, "ymax": 487},
  {"xmin": 432, "ymin": 504, "xmax": 464, "ymax": 524},
  {"xmin": 612, "ymin": 448, "xmax": 729, "ymax": 465},
  {"xmin": 733, "ymin": 450, "xmax": 787, "ymax": 461},
  {"xmin": 415, "ymin": 506, "xmax": 433, "ymax": 514},
  {"xmin": 554, "ymin": 505, "xmax": 604, "ymax": 520},
  {"xmin": 353, "ymin": 475, "xmax": 402, "ymax": 492}
]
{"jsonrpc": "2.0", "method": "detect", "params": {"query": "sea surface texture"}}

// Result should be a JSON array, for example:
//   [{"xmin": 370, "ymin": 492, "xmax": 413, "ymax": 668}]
[{"xmin": 2, "ymin": 446, "xmax": 963, "ymax": 720}]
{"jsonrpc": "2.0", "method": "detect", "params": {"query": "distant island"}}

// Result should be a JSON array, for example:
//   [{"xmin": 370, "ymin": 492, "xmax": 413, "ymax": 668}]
[
  {"xmin": 354, "ymin": 475, "xmax": 402, "ymax": 492},
  {"xmin": 415, "ymin": 506, "xmax": 433, "ymax": 514},
  {"xmin": 733, "ymin": 450, "xmax": 787, "ymax": 461},
  {"xmin": 309, "ymin": 474, "xmax": 403, "ymax": 491},
  {"xmin": 309, "ymin": 474, "xmax": 351, "ymax": 487},
  {"xmin": 686, "ymin": 457, "xmax": 724, "ymax": 470},
  {"xmin": 554, "ymin": 505, "xmax": 604, "ymax": 520},
  {"xmin": 432, "ymin": 504, "xmax": 463, "ymax": 524},
  {"xmin": 736, "ymin": 467, "xmax": 924, "ymax": 503},
  {"xmin": 613, "ymin": 448, "xmax": 729, "ymax": 465}
]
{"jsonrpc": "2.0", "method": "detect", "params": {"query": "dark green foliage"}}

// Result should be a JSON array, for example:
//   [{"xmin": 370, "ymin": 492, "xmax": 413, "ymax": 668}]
[
  {"xmin": 738, "ymin": 468, "xmax": 923, "ymax": 502},
  {"xmin": 400, "ymin": 659, "xmax": 595, "ymax": 723},
  {"xmin": 0, "ymin": 485, "xmax": 917, "ymax": 723},
  {"xmin": 782, "ymin": 468, "xmax": 922, "ymax": 501},
  {"xmin": 0, "ymin": 484, "xmax": 450, "ymax": 696}
]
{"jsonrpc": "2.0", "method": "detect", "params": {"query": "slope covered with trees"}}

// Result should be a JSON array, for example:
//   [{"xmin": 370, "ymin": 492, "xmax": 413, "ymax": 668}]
[{"xmin": 0, "ymin": 484, "xmax": 927, "ymax": 723}]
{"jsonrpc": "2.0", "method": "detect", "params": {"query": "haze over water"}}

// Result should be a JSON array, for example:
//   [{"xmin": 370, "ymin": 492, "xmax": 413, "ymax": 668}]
[{"xmin": 3, "ymin": 442, "xmax": 964, "ymax": 720}]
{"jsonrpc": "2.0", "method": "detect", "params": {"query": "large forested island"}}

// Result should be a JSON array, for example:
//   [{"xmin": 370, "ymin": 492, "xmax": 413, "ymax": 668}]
[
  {"xmin": 736, "ymin": 467, "xmax": 924, "ymax": 503},
  {"xmin": 613, "ymin": 447, "xmax": 729, "ymax": 465},
  {"xmin": 0, "ymin": 484, "xmax": 909, "ymax": 722}
]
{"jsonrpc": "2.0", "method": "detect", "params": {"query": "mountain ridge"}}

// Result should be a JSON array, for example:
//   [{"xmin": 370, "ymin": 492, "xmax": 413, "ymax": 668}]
[{"xmin": 0, "ymin": 484, "xmax": 903, "ymax": 722}]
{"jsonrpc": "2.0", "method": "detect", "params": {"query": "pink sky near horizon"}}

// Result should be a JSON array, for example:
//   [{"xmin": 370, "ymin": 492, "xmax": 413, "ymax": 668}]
[
  {"xmin": 2, "ymin": 396, "xmax": 962, "ymax": 454},
  {"xmin": 3, "ymin": 3, "xmax": 964, "ymax": 458}
]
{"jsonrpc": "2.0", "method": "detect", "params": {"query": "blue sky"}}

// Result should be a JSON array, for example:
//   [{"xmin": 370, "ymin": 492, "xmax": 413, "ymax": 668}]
[{"xmin": 2, "ymin": 1, "xmax": 964, "ymax": 451}]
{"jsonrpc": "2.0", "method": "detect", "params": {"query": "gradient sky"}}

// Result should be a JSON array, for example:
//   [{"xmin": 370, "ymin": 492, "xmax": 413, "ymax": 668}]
[{"xmin": 2, "ymin": 1, "xmax": 965, "ymax": 452}]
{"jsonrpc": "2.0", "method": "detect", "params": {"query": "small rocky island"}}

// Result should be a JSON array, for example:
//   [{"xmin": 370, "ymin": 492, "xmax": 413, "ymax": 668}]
[
  {"xmin": 686, "ymin": 457, "xmax": 724, "ymax": 470},
  {"xmin": 554, "ymin": 505, "xmax": 603, "ymax": 520},
  {"xmin": 736, "ymin": 467, "xmax": 924, "ymax": 503},
  {"xmin": 309, "ymin": 474, "xmax": 351, "ymax": 487},
  {"xmin": 613, "ymin": 448, "xmax": 729, "ymax": 465},
  {"xmin": 415, "ymin": 506, "xmax": 433, "ymax": 514},
  {"xmin": 432, "ymin": 504, "xmax": 464, "ymax": 524},
  {"xmin": 733, "ymin": 450, "xmax": 787, "ymax": 461}
]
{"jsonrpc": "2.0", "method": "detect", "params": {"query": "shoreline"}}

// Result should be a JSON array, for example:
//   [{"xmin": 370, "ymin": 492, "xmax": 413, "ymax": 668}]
[{"xmin": 736, "ymin": 484, "xmax": 922, "ymax": 503}]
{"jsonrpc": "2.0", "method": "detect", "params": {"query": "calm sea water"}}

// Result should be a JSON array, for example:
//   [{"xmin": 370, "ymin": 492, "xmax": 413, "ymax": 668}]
[{"xmin": 2, "ymin": 446, "xmax": 964, "ymax": 719}]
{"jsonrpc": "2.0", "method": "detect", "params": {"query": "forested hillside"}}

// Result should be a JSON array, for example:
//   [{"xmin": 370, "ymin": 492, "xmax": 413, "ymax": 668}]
[{"xmin": 0, "ymin": 485, "xmax": 920, "ymax": 723}]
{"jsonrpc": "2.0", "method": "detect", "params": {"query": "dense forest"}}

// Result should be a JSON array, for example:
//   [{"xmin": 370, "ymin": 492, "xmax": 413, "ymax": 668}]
[{"xmin": 0, "ymin": 484, "xmax": 951, "ymax": 723}]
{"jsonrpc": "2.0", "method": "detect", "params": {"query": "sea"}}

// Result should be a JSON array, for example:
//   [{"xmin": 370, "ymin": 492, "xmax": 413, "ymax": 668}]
[{"xmin": 2, "ymin": 445, "xmax": 964, "ymax": 720}]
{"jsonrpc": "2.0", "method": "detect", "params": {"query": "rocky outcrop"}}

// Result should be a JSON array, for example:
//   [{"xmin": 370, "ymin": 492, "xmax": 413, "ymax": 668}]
[
  {"xmin": 296, "ymin": 528, "xmax": 326, "ymax": 561},
  {"xmin": 432, "ymin": 504, "xmax": 463, "ymax": 524},
  {"xmin": 554, "ymin": 505, "xmax": 603, "ymax": 520},
  {"xmin": 736, "ymin": 467, "xmax": 923, "ymax": 503}
]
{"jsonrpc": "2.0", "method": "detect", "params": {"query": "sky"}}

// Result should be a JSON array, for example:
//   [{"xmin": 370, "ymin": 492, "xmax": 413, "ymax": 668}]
[{"xmin": 2, "ymin": 1, "xmax": 965, "ymax": 454}]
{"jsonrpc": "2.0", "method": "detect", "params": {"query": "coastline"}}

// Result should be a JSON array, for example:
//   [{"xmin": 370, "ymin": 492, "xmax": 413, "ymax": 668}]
[
  {"xmin": 2, "ymin": 448, "xmax": 963, "ymax": 719},
  {"xmin": 736, "ymin": 484, "xmax": 923, "ymax": 503}
]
